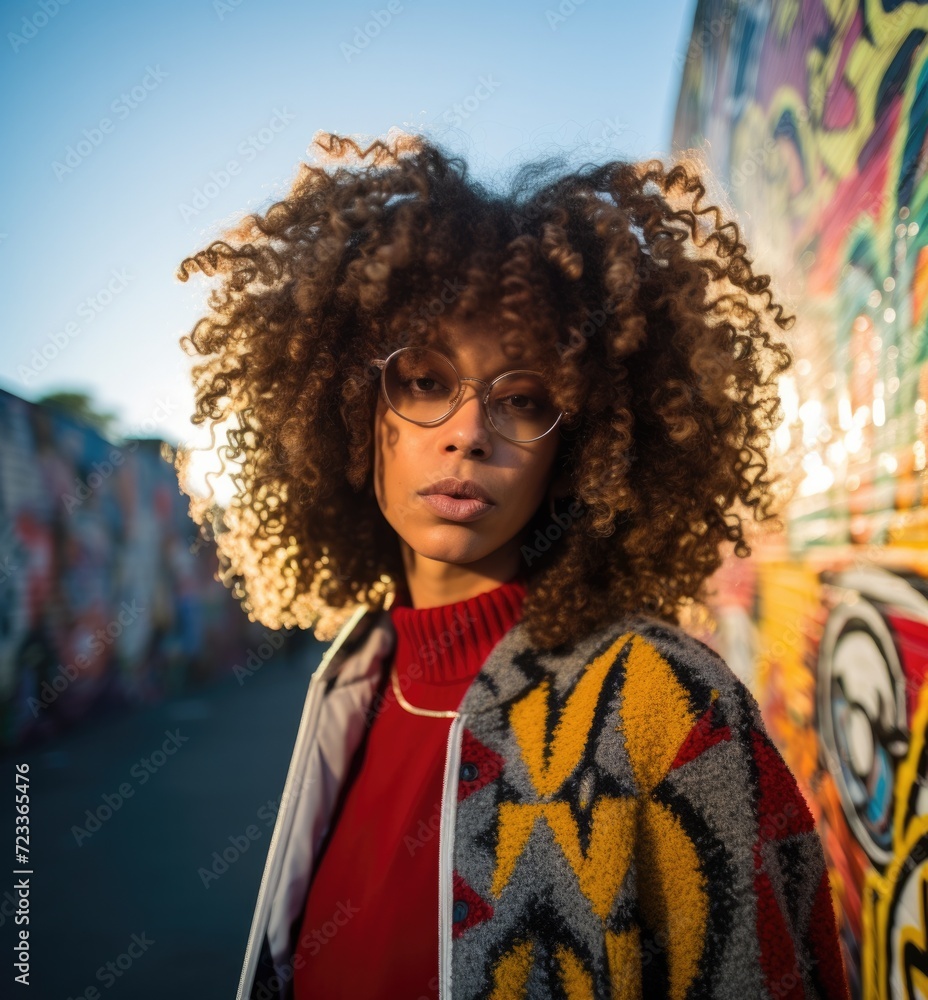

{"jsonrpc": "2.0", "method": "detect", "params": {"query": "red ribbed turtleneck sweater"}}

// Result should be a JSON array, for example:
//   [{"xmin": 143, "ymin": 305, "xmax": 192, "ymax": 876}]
[{"xmin": 292, "ymin": 573, "xmax": 528, "ymax": 999}]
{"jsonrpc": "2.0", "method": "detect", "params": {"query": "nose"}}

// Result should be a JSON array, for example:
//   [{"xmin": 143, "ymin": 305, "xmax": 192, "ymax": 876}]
[{"xmin": 441, "ymin": 380, "xmax": 492, "ymax": 457}]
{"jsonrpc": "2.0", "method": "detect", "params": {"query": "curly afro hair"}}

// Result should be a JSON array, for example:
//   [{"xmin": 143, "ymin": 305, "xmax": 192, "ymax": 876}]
[{"xmin": 174, "ymin": 129, "xmax": 793, "ymax": 650}]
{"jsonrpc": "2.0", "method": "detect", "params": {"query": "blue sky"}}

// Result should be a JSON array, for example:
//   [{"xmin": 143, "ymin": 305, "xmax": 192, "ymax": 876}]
[{"xmin": 1, "ymin": 0, "xmax": 696, "ymax": 498}]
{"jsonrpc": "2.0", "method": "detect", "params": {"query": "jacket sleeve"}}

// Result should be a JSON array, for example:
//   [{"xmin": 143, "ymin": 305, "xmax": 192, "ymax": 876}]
[
  {"xmin": 749, "ymin": 721, "xmax": 851, "ymax": 1000},
  {"xmin": 618, "ymin": 630, "xmax": 851, "ymax": 999}
]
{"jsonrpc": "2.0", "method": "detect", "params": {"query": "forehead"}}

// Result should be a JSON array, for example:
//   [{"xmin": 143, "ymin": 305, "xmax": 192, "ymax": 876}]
[{"xmin": 426, "ymin": 318, "xmax": 546, "ymax": 370}]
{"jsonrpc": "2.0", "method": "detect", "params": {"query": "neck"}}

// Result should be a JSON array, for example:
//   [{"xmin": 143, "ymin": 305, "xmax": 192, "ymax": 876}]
[
  {"xmin": 389, "ymin": 574, "xmax": 528, "ymax": 696},
  {"xmin": 398, "ymin": 538, "xmax": 525, "ymax": 608}
]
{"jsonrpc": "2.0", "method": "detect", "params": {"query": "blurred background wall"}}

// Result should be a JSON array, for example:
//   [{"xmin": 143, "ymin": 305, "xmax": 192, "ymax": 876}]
[
  {"xmin": 673, "ymin": 2, "xmax": 928, "ymax": 997},
  {"xmin": 0, "ymin": 385, "xmax": 288, "ymax": 749}
]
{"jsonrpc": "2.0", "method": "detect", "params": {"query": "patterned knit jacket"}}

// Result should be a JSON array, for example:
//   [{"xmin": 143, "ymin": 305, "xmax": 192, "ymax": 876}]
[{"xmin": 236, "ymin": 604, "xmax": 851, "ymax": 1000}]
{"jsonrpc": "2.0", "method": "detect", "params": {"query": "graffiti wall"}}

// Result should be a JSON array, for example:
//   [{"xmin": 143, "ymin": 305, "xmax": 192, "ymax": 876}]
[
  {"xmin": 673, "ymin": 1, "xmax": 928, "ymax": 996},
  {"xmin": 0, "ymin": 387, "xmax": 296, "ymax": 751}
]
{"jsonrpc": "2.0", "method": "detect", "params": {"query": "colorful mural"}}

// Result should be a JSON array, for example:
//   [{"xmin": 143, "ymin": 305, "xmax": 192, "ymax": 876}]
[
  {"xmin": 673, "ymin": 1, "xmax": 928, "ymax": 995},
  {"xmin": 0, "ymin": 386, "xmax": 292, "ymax": 750}
]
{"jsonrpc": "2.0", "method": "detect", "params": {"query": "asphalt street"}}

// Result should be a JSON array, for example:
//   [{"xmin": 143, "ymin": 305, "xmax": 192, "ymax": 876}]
[{"xmin": 1, "ymin": 633, "xmax": 323, "ymax": 1000}]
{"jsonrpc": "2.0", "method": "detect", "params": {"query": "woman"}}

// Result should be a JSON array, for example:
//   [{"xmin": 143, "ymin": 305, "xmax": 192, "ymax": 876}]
[{"xmin": 176, "ymin": 131, "xmax": 851, "ymax": 999}]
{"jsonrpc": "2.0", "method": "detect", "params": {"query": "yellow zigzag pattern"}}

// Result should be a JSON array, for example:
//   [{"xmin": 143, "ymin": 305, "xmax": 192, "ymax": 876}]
[
  {"xmin": 487, "ymin": 632, "xmax": 710, "ymax": 1000},
  {"xmin": 491, "ymin": 798, "xmax": 636, "ymax": 917}
]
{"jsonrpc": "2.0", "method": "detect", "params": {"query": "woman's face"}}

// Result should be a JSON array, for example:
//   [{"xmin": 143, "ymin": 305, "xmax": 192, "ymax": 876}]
[{"xmin": 372, "ymin": 317, "xmax": 562, "ymax": 595}]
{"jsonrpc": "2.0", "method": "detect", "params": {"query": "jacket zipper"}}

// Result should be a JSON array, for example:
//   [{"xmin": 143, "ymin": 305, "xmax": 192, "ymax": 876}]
[
  {"xmin": 235, "ymin": 605, "xmax": 371, "ymax": 1000},
  {"xmin": 438, "ymin": 711, "xmax": 466, "ymax": 1000}
]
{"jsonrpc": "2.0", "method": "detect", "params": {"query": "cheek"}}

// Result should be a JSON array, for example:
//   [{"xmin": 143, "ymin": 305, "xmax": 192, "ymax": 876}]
[
  {"xmin": 373, "ymin": 407, "xmax": 409, "ymax": 506},
  {"xmin": 518, "ymin": 441, "xmax": 559, "ymax": 494},
  {"xmin": 372, "ymin": 410, "xmax": 388, "ymax": 506}
]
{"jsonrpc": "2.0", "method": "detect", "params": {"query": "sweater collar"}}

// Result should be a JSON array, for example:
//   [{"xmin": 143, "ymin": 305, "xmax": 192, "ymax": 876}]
[
  {"xmin": 389, "ymin": 573, "xmax": 528, "ymax": 686},
  {"xmin": 323, "ymin": 602, "xmax": 654, "ymax": 719}
]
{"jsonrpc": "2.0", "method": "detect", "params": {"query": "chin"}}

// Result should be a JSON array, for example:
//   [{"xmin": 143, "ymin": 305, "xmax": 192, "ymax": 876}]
[{"xmin": 403, "ymin": 528, "xmax": 499, "ymax": 566}]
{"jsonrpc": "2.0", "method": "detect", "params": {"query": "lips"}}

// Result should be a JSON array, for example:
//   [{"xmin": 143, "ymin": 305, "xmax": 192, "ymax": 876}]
[
  {"xmin": 419, "ymin": 478, "xmax": 495, "ymax": 504},
  {"xmin": 418, "ymin": 478, "xmax": 495, "ymax": 523},
  {"xmin": 419, "ymin": 494, "xmax": 494, "ymax": 522}
]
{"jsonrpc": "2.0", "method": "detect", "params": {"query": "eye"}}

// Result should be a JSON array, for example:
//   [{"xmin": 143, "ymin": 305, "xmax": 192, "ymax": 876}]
[
  {"xmin": 490, "ymin": 374, "xmax": 551, "ymax": 412},
  {"xmin": 405, "ymin": 374, "xmax": 449, "ymax": 395},
  {"xmin": 498, "ymin": 392, "xmax": 540, "ymax": 410}
]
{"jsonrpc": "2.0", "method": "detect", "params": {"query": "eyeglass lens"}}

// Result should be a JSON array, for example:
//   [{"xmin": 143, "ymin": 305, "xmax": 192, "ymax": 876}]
[{"xmin": 383, "ymin": 348, "xmax": 560, "ymax": 441}]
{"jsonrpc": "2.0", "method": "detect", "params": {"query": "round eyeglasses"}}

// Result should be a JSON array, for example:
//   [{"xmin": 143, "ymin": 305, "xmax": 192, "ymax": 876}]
[{"xmin": 370, "ymin": 346, "xmax": 564, "ymax": 443}]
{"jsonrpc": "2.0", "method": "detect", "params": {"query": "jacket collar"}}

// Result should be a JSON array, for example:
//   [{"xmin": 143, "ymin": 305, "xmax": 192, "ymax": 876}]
[{"xmin": 325, "ymin": 604, "xmax": 650, "ymax": 716}]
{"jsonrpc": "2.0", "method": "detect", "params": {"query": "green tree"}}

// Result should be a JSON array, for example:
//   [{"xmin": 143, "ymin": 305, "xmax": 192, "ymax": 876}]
[{"xmin": 35, "ymin": 390, "xmax": 120, "ymax": 439}]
